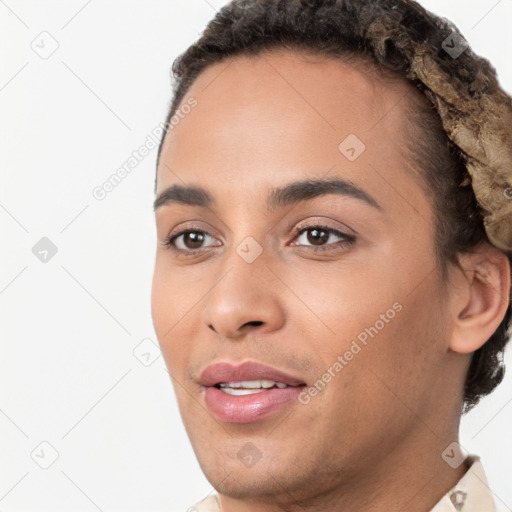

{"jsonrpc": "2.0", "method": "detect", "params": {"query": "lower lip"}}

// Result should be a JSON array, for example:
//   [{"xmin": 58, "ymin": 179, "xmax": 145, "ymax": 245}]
[{"xmin": 204, "ymin": 386, "xmax": 304, "ymax": 423}]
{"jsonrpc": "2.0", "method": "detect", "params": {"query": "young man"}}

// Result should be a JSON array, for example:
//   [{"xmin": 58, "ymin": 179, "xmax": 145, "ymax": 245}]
[{"xmin": 151, "ymin": 0, "xmax": 512, "ymax": 510}]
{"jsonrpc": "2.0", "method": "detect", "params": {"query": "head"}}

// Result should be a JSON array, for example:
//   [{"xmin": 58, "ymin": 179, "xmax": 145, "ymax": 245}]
[{"xmin": 151, "ymin": 0, "xmax": 511, "ymax": 504}]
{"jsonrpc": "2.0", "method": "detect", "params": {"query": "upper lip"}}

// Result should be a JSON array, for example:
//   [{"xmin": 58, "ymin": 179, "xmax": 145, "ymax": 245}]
[{"xmin": 199, "ymin": 360, "xmax": 307, "ymax": 387}]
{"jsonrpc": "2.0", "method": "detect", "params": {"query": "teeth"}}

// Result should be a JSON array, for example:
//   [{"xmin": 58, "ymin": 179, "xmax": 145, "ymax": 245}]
[
  {"xmin": 220, "ymin": 388, "xmax": 265, "ymax": 395},
  {"xmin": 218, "ymin": 380, "xmax": 290, "ymax": 390}
]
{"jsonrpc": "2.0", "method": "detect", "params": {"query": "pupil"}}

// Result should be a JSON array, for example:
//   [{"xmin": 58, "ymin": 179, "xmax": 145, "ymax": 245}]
[
  {"xmin": 308, "ymin": 228, "xmax": 328, "ymax": 245},
  {"xmin": 185, "ymin": 232, "xmax": 204, "ymax": 249}
]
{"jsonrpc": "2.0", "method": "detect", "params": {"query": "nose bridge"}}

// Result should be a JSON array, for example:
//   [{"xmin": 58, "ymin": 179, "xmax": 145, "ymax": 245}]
[
  {"xmin": 218, "ymin": 209, "xmax": 273, "ymax": 280},
  {"xmin": 211, "ymin": 232, "xmax": 273, "ymax": 304}
]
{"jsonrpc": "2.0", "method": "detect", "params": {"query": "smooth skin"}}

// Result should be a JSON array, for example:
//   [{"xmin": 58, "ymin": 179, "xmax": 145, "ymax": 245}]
[{"xmin": 151, "ymin": 49, "xmax": 510, "ymax": 512}]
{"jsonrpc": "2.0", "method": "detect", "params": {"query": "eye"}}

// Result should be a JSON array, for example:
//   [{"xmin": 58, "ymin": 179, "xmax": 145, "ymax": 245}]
[
  {"xmin": 161, "ymin": 223, "xmax": 355, "ymax": 256},
  {"xmin": 291, "ymin": 224, "xmax": 355, "ymax": 252},
  {"xmin": 162, "ymin": 228, "xmax": 220, "ymax": 254}
]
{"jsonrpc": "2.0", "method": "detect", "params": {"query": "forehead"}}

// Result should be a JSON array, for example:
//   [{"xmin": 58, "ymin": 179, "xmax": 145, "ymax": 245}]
[
  {"xmin": 190, "ymin": 48, "xmax": 410, "ymax": 111},
  {"xmin": 156, "ymin": 48, "xmax": 429, "ymax": 221}
]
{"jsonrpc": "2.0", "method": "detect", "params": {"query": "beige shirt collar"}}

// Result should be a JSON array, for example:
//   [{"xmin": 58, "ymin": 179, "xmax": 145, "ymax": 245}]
[
  {"xmin": 430, "ymin": 456, "xmax": 497, "ymax": 511},
  {"xmin": 190, "ymin": 456, "xmax": 496, "ymax": 512}
]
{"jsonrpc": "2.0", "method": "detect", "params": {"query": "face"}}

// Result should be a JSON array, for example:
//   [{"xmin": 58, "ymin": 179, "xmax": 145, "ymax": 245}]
[{"xmin": 152, "ymin": 50, "xmax": 456, "ymax": 502}]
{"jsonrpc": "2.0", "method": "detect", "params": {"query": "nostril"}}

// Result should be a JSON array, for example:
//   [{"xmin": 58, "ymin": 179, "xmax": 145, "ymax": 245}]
[{"xmin": 244, "ymin": 321, "xmax": 263, "ymax": 327}]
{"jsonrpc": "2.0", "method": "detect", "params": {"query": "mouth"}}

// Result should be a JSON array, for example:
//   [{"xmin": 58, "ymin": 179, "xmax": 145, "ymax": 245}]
[{"xmin": 199, "ymin": 361, "xmax": 307, "ymax": 423}]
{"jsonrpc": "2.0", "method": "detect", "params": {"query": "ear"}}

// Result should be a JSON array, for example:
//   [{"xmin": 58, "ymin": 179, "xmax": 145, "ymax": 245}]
[{"xmin": 449, "ymin": 244, "xmax": 511, "ymax": 354}]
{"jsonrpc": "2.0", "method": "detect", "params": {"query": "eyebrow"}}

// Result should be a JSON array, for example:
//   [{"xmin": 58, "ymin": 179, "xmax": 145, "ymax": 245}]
[{"xmin": 153, "ymin": 177, "xmax": 382, "ymax": 213}]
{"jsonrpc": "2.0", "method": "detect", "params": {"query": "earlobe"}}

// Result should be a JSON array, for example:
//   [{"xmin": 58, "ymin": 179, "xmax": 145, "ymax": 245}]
[{"xmin": 449, "ymin": 245, "xmax": 511, "ymax": 355}]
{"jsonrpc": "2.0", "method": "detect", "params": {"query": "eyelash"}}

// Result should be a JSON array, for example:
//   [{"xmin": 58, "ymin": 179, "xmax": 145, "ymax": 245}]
[{"xmin": 161, "ymin": 223, "xmax": 355, "ymax": 256}]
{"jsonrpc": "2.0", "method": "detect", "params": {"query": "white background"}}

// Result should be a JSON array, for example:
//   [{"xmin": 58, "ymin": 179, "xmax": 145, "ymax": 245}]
[{"xmin": 0, "ymin": 1, "xmax": 511, "ymax": 511}]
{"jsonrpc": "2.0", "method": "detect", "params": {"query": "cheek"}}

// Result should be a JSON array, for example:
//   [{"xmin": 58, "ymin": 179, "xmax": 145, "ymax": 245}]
[
  {"xmin": 151, "ymin": 259, "xmax": 171, "ymax": 340},
  {"xmin": 286, "ymin": 261, "xmax": 400, "ymax": 352},
  {"xmin": 328, "ymin": 281, "xmax": 445, "ymax": 417},
  {"xmin": 151, "ymin": 256, "xmax": 199, "ymax": 326},
  {"xmin": 296, "ymin": 250, "xmax": 444, "ymax": 399},
  {"xmin": 151, "ymin": 258, "xmax": 194, "ymax": 373}
]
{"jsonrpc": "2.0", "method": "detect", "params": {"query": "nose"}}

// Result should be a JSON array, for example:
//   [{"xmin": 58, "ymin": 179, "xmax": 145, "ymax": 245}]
[{"xmin": 200, "ymin": 254, "xmax": 286, "ymax": 340}]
